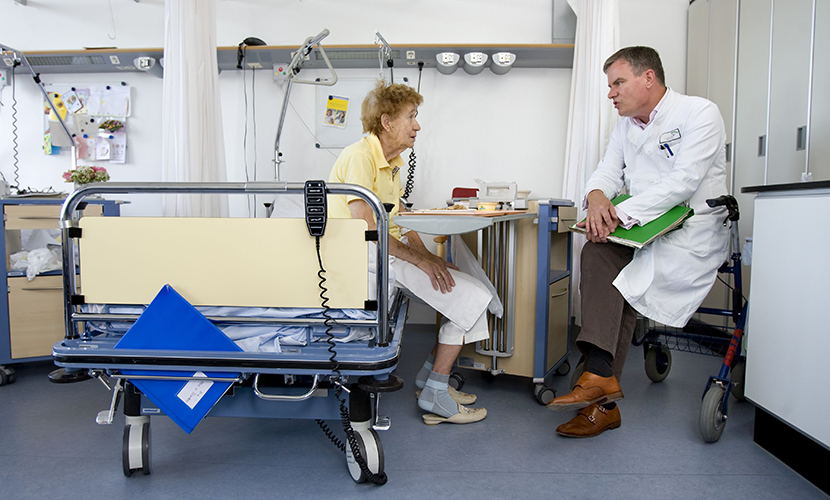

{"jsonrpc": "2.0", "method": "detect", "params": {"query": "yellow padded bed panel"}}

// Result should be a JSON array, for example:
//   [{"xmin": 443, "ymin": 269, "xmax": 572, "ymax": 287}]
[{"xmin": 78, "ymin": 217, "xmax": 369, "ymax": 308}]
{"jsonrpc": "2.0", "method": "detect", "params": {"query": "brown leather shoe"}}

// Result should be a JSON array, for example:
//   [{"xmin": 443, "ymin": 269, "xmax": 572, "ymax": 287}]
[
  {"xmin": 556, "ymin": 403, "xmax": 621, "ymax": 438},
  {"xmin": 546, "ymin": 371, "xmax": 623, "ymax": 411}
]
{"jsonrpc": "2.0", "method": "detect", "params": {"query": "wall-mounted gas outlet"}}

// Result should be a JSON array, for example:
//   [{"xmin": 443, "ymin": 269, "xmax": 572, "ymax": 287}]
[
  {"xmin": 0, "ymin": 68, "xmax": 9, "ymax": 88},
  {"xmin": 273, "ymin": 63, "xmax": 290, "ymax": 83}
]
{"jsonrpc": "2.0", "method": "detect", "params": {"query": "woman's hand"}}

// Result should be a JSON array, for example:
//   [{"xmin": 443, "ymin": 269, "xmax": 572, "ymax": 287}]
[{"xmin": 415, "ymin": 253, "xmax": 457, "ymax": 293}]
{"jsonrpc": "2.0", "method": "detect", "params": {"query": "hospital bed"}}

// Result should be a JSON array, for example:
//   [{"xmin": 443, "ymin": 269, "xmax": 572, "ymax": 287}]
[{"xmin": 51, "ymin": 182, "xmax": 406, "ymax": 485}]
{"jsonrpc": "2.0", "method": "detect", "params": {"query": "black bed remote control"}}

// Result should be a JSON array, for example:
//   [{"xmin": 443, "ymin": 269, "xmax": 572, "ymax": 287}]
[{"xmin": 304, "ymin": 180, "xmax": 327, "ymax": 237}]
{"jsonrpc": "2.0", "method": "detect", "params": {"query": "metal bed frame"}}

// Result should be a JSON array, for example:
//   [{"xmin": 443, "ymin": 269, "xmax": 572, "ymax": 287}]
[{"xmin": 51, "ymin": 182, "xmax": 406, "ymax": 484}]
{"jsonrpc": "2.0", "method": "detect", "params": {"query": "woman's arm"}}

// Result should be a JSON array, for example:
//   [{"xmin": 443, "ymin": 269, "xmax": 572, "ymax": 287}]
[{"xmin": 349, "ymin": 199, "xmax": 457, "ymax": 293}]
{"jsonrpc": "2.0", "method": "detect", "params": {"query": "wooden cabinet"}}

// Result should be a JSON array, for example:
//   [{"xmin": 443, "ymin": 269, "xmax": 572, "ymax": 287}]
[
  {"xmin": 456, "ymin": 200, "xmax": 573, "ymax": 387},
  {"xmin": 0, "ymin": 199, "xmax": 119, "ymax": 370}
]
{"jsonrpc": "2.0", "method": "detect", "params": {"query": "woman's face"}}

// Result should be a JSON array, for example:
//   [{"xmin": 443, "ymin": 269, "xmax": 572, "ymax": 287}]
[{"xmin": 383, "ymin": 103, "xmax": 420, "ymax": 151}]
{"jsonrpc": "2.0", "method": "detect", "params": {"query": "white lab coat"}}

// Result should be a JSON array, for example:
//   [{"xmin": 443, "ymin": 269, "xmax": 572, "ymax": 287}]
[{"xmin": 584, "ymin": 89, "xmax": 729, "ymax": 327}]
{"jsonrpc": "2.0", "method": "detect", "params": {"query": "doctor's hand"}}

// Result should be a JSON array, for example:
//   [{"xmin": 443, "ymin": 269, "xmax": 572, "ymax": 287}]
[
  {"xmin": 415, "ymin": 253, "xmax": 458, "ymax": 294},
  {"xmin": 580, "ymin": 190, "xmax": 620, "ymax": 243}
]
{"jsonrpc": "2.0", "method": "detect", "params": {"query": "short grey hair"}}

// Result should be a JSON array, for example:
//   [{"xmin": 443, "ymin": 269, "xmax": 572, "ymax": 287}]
[{"xmin": 603, "ymin": 46, "xmax": 666, "ymax": 87}]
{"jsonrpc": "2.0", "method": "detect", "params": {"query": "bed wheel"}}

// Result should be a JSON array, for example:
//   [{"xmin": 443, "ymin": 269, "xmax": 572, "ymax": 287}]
[
  {"xmin": 346, "ymin": 421, "xmax": 384, "ymax": 483},
  {"xmin": 645, "ymin": 345, "xmax": 672, "ymax": 383},
  {"xmin": 4, "ymin": 367, "xmax": 16, "ymax": 385},
  {"xmin": 0, "ymin": 368, "xmax": 7, "ymax": 387},
  {"xmin": 122, "ymin": 417, "xmax": 151, "ymax": 477},
  {"xmin": 449, "ymin": 372, "xmax": 465, "ymax": 391}
]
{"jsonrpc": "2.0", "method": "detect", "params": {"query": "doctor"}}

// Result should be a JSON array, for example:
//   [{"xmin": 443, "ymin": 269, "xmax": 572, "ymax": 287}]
[{"xmin": 547, "ymin": 46, "xmax": 729, "ymax": 438}]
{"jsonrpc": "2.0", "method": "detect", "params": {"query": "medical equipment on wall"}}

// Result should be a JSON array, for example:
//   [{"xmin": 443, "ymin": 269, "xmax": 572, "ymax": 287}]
[
  {"xmin": 273, "ymin": 29, "xmax": 338, "ymax": 181},
  {"xmin": 403, "ymin": 61, "xmax": 425, "ymax": 204},
  {"xmin": 1, "ymin": 43, "xmax": 78, "ymax": 192}
]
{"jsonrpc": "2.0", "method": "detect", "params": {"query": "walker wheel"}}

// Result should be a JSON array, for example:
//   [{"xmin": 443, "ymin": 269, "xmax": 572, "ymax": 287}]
[
  {"xmin": 645, "ymin": 345, "xmax": 672, "ymax": 382},
  {"xmin": 699, "ymin": 385, "xmax": 727, "ymax": 443}
]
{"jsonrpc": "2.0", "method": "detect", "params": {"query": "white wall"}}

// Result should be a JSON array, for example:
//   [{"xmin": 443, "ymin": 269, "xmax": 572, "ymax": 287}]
[{"xmin": 0, "ymin": 0, "xmax": 687, "ymax": 219}]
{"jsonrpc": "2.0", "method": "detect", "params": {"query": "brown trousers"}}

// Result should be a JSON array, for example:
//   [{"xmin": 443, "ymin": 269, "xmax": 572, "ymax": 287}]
[{"xmin": 577, "ymin": 241, "xmax": 637, "ymax": 380}]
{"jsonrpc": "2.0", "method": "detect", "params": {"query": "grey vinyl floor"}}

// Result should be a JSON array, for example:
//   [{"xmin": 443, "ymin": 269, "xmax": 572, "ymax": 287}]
[{"xmin": 0, "ymin": 324, "xmax": 826, "ymax": 500}]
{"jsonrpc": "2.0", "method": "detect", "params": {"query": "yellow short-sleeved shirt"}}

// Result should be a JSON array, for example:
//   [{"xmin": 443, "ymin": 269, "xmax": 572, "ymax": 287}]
[{"xmin": 328, "ymin": 134, "xmax": 405, "ymax": 240}]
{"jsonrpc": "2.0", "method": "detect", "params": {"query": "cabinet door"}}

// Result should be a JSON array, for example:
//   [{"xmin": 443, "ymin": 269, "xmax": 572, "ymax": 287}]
[
  {"xmin": 767, "ymin": 0, "xmax": 813, "ymax": 184},
  {"xmin": 733, "ymin": 0, "xmax": 773, "ymax": 295},
  {"xmin": 8, "ymin": 275, "xmax": 65, "ymax": 359},
  {"xmin": 808, "ymin": 0, "xmax": 830, "ymax": 180},
  {"xmin": 687, "ymin": 0, "xmax": 711, "ymax": 99}
]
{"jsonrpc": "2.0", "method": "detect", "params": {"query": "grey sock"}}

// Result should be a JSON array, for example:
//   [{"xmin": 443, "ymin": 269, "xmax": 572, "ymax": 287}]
[
  {"xmin": 417, "ymin": 371, "xmax": 459, "ymax": 418},
  {"xmin": 414, "ymin": 354, "xmax": 435, "ymax": 390}
]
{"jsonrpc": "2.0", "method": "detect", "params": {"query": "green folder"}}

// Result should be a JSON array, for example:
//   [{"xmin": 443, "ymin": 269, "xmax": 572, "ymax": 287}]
[{"xmin": 569, "ymin": 194, "xmax": 694, "ymax": 249}]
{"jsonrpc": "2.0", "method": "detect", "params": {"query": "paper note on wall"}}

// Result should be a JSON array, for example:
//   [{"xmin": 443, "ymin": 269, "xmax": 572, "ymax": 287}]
[
  {"xmin": 88, "ymin": 85, "xmax": 131, "ymax": 116},
  {"xmin": 324, "ymin": 95, "xmax": 349, "ymax": 128}
]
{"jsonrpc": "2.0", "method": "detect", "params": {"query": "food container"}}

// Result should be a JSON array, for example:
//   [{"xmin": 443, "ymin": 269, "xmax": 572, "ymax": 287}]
[{"xmin": 476, "ymin": 201, "xmax": 499, "ymax": 211}]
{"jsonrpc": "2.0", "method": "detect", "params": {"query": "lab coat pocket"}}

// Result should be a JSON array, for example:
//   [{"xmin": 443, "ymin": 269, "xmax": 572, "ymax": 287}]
[{"xmin": 662, "ymin": 216, "xmax": 716, "ymax": 258}]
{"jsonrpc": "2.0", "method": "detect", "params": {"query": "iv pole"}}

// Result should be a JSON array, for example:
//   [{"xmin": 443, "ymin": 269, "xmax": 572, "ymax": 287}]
[{"xmin": 272, "ymin": 29, "xmax": 338, "ymax": 182}]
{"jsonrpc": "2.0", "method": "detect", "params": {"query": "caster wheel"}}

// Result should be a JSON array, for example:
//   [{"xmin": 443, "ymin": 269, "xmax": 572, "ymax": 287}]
[
  {"xmin": 730, "ymin": 360, "xmax": 746, "ymax": 402},
  {"xmin": 554, "ymin": 360, "xmax": 571, "ymax": 377},
  {"xmin": 449, "ymin": 372, "xmax": 465, "ymax": 391},
  {"xmin": 346, "ymin": 422, "xmax": 385, "ymax": 484},
  {"xmin": 699, "ymin": 384, "xmax": 727, "ymax": 443},
  {"xmin": 570, "ymin": 358, "xmax": 586, "ymax": 390},
  {"xmin": 122, "ymin": 420, "xmax": 151, "ymax": 477},
  {"xmin": 5, "ymin": 367, "xmax": 16, "ymax": 385},
  {"xmin": 645, "ymin": 346, "xmax": 672, "ymax": 383},
  {"xmin": 534, "ymin": 384, "xmax": 556, "ymax": 405},
  {"xmin": 0, "ymin": 369, "xmax": 7, "ymax": 387}
]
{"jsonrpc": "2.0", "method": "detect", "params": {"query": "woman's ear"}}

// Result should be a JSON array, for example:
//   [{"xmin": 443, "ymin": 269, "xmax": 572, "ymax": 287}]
[{"xmin": 381, "ymin": 113, "xmax": 392, "ymax": 132}]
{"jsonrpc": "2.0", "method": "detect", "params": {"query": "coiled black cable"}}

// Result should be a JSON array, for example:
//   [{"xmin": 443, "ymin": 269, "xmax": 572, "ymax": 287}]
[
  {"xmin": 312, "ymin": 236, "xmax": 387, "ymax": 485},
  {"xmin": 10, "ymin": 60, "xmax": 21, "ymax": 191},
  {"xmin": 402, "ymin": 62, "xmax": 424, "ymax": 201}
]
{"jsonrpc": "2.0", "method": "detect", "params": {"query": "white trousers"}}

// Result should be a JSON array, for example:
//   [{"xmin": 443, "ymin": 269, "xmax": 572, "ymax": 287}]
[{"xmin": 392, "ymin": 258, "xmax": 492, "ymax": 345}]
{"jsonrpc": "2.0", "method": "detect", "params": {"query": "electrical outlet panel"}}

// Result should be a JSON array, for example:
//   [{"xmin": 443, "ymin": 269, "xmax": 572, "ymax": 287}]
[
  {"xmin": 406, "ymin": 50, "xmax": 416, "ymax": 60},
  {"xmin": 273, "ymin": 63, "xmax": 290, "ymax": 83}
]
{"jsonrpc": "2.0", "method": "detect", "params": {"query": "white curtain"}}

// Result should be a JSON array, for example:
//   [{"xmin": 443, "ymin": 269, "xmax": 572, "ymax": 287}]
[
  {"xmin": 562, "ymin": 0, "xmax": 620, "ymax": 324},
  {"xmin": 161, "ymin": 0, "xmax": 229, "ymax": 217}
]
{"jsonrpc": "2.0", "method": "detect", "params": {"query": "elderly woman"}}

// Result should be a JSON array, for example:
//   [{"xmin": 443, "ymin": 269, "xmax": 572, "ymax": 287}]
[{"xmin": 328, "ymin": 80, "xmax": 491, "ymax": 425}]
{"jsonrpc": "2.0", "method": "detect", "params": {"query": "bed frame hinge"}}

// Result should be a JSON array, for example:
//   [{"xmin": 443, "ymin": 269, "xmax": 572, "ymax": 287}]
[
  {"xmin": 364, "ymin": 300, "xmax": 378, "ymax": 311},
  {"xmin": 365, "ymin": 230, "xmax": 378, "ymax": 241},
  {"xmin": 70, "ymin": 294, "xmax": 86, "ymax": 305},
  {"xmin": 67, "ymin": 227, "xmax": 83, "ymax": 238}
]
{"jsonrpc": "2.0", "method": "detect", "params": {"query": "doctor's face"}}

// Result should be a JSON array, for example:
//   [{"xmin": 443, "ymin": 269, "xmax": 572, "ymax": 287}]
[{"xmin": 606, "ymin": 59, "xmax": 653, "ymax": 121}]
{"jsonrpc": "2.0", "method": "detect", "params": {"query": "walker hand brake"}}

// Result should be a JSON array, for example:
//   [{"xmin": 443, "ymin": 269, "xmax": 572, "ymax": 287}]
[{"xmin": 96, "ymin": 378, "xmax": 124, "ymax": 425}]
